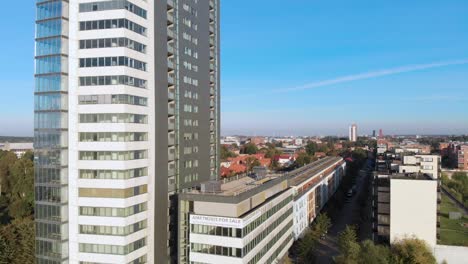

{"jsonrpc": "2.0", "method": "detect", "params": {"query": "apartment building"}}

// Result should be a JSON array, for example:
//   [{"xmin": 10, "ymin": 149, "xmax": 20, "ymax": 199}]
[
  {"xmin": 34, "ymin": 1, "xmax": 220, "ymax": 263},
  {"xmin": 178, "ymin": 157, "xmax": 346, "ymax": 264},
  {"xmin": 398, "ymin": 155, "xmax": 441, "ymax": 179},
  {"xmin": 373, "ymin": 173, "xmax": 439, "ymax": 247},
  {"xmin": 457, "ymin": 145, "xmax": 468, "ymax": 170},
  {"xmin": 289, "ymin": 157, "xmax": 345, "ymax": 239},
  {"xmin": 373, "ymin": 154, "xmax": 440, "ymax": 247}
]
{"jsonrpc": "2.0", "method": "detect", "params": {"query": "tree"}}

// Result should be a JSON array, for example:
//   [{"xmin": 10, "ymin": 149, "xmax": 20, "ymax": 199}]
[
  {"xmin": 0, "ymin": 152, "xmax": 17, "ymax": 194},
  {"xmin": 220, "ymin": 145, "xmax": 237, "ymax": 161},
  {"xmin": 264, "ymin": 147, "xmax": 282, "ymax": 159},
  {"xmin": 311, "ymin": 213, "xmax": 331, "ymax": 237},
  {"xmin": 391, "ymin": 238, "xmax": 437, "ymax": 264},
  {"xmin": 335, "ymin": 225, "xmax": 360, "ymax": 264},
  {"xmin": 306, "ymin": 142, "xmax": 318, "ymax": 156},
  {"xmin": 358, "ymin": 240, "xmax": 390, "ymax": 264},
  {"xmin": 298, "ymin": 229, "xmax": 319, "ymax": 264},
  {"xmin": 245, "ymin": 157, "xmax": 261, "ymax": 171},
  {"xmin": 295, "ymin": 152, "xmax": 312, "ymax": 167},
  {"xmin": 240, "ymin": 143, "xmax": 258, "ymax": 155},
  {"xmin": 0, "ymin": 218, "xmax": 34, "ymax": 264}
]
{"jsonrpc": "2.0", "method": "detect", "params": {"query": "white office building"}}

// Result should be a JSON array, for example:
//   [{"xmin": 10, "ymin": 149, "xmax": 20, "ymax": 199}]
[{"xmin": 34, "ymin": 0, "xmax": 220, "ymax": 263}]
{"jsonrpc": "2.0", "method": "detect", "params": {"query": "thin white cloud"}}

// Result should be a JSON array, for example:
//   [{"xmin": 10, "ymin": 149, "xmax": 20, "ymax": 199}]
[{"xmin": 274, "ymin": 59, "xmax": 468, "ymax": 93}]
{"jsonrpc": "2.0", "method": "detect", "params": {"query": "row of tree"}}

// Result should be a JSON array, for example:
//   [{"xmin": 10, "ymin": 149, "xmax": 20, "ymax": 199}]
[
  {"xmin": 294, "ymin": 220, "xmax": 438, "ymax": 264},
  {"xmin": 336, "ymin": 225, "xmax": 437, "ymax": 264},
  {"xmin": 0, "ymin": 150, "xmax": 35, "ymax": 263}
]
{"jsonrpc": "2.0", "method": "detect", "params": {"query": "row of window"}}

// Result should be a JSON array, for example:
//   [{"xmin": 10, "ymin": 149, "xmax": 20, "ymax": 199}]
[
  {"xmin": 36, "ymin": 55, "xmax": 67, "ymax": 75},
  {"xmin": 79, "ymin": 167, "xmax": 147, "ymax": 180},
  {"xmin": 183, "ymin": 104, "xmax": 199, "ymax": 113},
  {"xmin": 191, "ymin": 225, "xmax": 242, "ymax": 238},
  {"xmin": 248, "ymin": 221, "xmax": 293, "ymax": 264},
  {"xmin": 191, "ymin": 244, "xmax": 242, "ymax": 258},
  {"xmin": 243, "ymin": 195, "xmax": 292, "ymax": 235},
  {"xmin": 79, "ymin": 132, "xmax": 147, "ymax": 142},
  {"xmin": 183, "ymin": 146, "xmax": 199, "ymax": 154},
  {"xmin": 183, "ymin": 119, "xmax": 199, "ymax": 127},
  {"xmin": 79, "ymin": 238, "xmax": 146, "ymax": 255},
  {"xmin": 244, "ymin": 208, "xmax": 292, "ymax": 255},
  {"xmin": 80, "ymin": 37, "xmax": 146, "ymax": 53},
  {"xmin": 36, "ymin": 75, "xmax": 66, "ymax": 93},
  {"xmin": 36, "ymin": 222, "xmax": 65, "ymax": 240},
  {"xmin": 81, "ymin": 255, "xmax": 146, "ymax": 264},
  {"xmin": 79, "ymin": 75, "xmax": 146, "ymax": 89},
  {"xmin": 79, "ymin": 56, "xmax": 146, "ymax": 71},
  {"xmin": 79, "ymin": 185, "xmax": 147, "ymax": 199},
  {"xmin": 37, "ymin": 1, "xmax": 62, "ymax": 21},
  {"xmin": 80, "ymin": 19, "xmax": 146, "ymax": 36},
  {"xmin": 80, "ymin": 202, "xmax": 147, "ymax": 217},
  {"xmin": 35, "ymin": 204, "xmax": 64, "ymax": 222},
  {"xmin": 79, "ymin": 0, "xmax": 147, "ymax": 19},
  {"xmin": 36, "ymin": 37, "xmax": 63, "ymax": 57},
  {"xmin": 79, "ymin": 150, "xmax": 147, "ymax": 161},
  {"xmin": 78, "ymin": 94, "xmax": 147, "ymax": 106},
  {"xmin": 80, "ymin": 220, "xmax": 147, "ymax": 236},
  {"xmin": 36, "ymin": 18, "xmax": 64, "ymax": 39},
  {"xmin": 79, "ymin": 113, "xmax": 147, "ymax": 124}
]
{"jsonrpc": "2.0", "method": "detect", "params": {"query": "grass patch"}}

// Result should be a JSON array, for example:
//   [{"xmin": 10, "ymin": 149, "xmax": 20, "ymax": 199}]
[{"xmin": 438, "ymin": 193, "xmax": 468, "ymax": 246}]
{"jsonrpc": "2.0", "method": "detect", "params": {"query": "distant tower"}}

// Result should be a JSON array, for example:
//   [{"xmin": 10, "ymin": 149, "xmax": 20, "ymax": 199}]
[
  {"xmin": 349, "ymin": 124, "xmax": 358, "ymax": 142},
  {"xmin": 373, "ymin": 130, "xmax": 376, "ymax": 138},
  {"xmin": 379, "ymin": 129, "xmax": 384, "ymax": 138}
]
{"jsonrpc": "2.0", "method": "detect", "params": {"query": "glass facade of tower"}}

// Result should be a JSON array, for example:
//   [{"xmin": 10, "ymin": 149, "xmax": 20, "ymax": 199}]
[{"xmin": 34, "ymin": 1, "xmax": 69, "ymax": 263}]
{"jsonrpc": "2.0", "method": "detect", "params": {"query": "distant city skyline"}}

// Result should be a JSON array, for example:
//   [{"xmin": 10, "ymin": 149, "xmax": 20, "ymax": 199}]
[{"xmin": 1, "ymin": 0, "xmax": 468, "ymax": 136}]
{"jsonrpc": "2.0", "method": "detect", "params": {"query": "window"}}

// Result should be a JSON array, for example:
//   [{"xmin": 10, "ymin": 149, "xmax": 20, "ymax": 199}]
[
  {"xmin": 79, "ymin": 0, "xmax": 147, "ymax": 19},
  {"xmin": 79, "ymin": 56, "xmax": 146, "ymax": 71},
  {"xmin": 80, "ymin": 38, "xmax": 146, "ymax": 53},
  {"xmin": 80, "ymin": 18, "xmax": 147, "ymax": 36}
]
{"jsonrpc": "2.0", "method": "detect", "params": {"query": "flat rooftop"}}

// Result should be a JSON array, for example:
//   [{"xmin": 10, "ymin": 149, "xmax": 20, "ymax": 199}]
[{"xmin": 183, "ymin": 156, "xmax": 343, "ymax": 199}]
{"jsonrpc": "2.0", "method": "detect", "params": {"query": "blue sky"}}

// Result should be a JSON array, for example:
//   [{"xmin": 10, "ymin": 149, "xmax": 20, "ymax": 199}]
[{"xmin": 1, "ymin": 1, "xmax": 468, "ymax": 136}]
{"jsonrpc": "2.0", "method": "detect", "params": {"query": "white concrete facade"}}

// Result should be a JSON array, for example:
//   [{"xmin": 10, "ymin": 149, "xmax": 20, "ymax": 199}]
[
  {"xmin": 189, "ymin": 189, "xmax": 294, "ymax": 264},
  {"xmin": 399, "ymin": 155, "xmax": 441, "ymax": 179},
  {"xmin": 390, "ymin": 179, "xmax": 438, "ymax": 247}
]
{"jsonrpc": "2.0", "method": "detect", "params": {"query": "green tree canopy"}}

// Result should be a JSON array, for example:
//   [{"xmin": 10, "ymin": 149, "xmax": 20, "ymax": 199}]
[
  {"xmin": 391, "ymin": 238, "xmax": 437, "ymax": 264},
  {"xmin": 220, "ymin": 145, "xmax": 237, "ymax": 161},
  {"xmin": 295, "ymin": 152, "xmax": 312, "ymax": 167},
  {"xmin": 240, "ymin": 143, "xmax": 258, "ymax": 155}
]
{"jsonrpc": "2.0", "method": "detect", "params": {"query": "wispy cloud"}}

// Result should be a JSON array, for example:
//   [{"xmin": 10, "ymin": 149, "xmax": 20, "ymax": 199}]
[{"xmin": 274, "ymin": 59, "xmax": 468, "ymax": 93}]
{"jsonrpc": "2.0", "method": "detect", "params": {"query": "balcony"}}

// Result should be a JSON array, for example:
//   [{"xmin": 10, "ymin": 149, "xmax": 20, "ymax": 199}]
[
  {"xmin": 167, "ymin": 28, "xmax": 175, "ymax": 40},
  {"xmin": 167, "ymin": 0, "xmax": 174, "ymax": 10},
  {"xmin": 210, "ymin": 87, "xmax": 215, "ymax": 95},
  {"xmin": 168, "ymin": 104, "xmax": 175, "ymax": 116},
  {"xmin": 167, "ymin": 44, "xmax": 174, "ymax": 55},
  {"xmin": 168, "ymin": 119, "xmax": 175, "ymax": 131},
  {"xmin": 209, "ymin": 13, "xmax": 214, "ymax": 22},
  {"xmin": 168, "ymin": 147, "xmax": 176, "ymax": 161},
  {"xmin": 168, "ymin": 132, "xmax": 175, "ymax": 146},
  {"xmin": 168, "ymin": 163, "xmax": 175, "ymax": 177},
  {"xmin": 167, "ymin": 12, "xmax": 174, "ymax": 25},
  {"xmin": 209, "ymin": 38, "xmax": 214, "ymax": 46},
  {"xmin": 209, "ymin": 25, "xmax": 214, "ymax": 33},
  {"xmin": 168, "ymin": 75, "xmax": 174, "ymax": 85},
  {"xmin": 168, "ymin": 58, "xmax": 175, "ymax": 70},
  {"xmin": 168, "ymin": 88, "xmax": 175, "ymax": 101}
]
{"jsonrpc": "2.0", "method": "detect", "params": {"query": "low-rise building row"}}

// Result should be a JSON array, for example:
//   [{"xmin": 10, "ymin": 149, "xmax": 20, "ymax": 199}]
[{"xmin": 178, "ymin": 157, "xmax": 346, "ymax": 264}]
